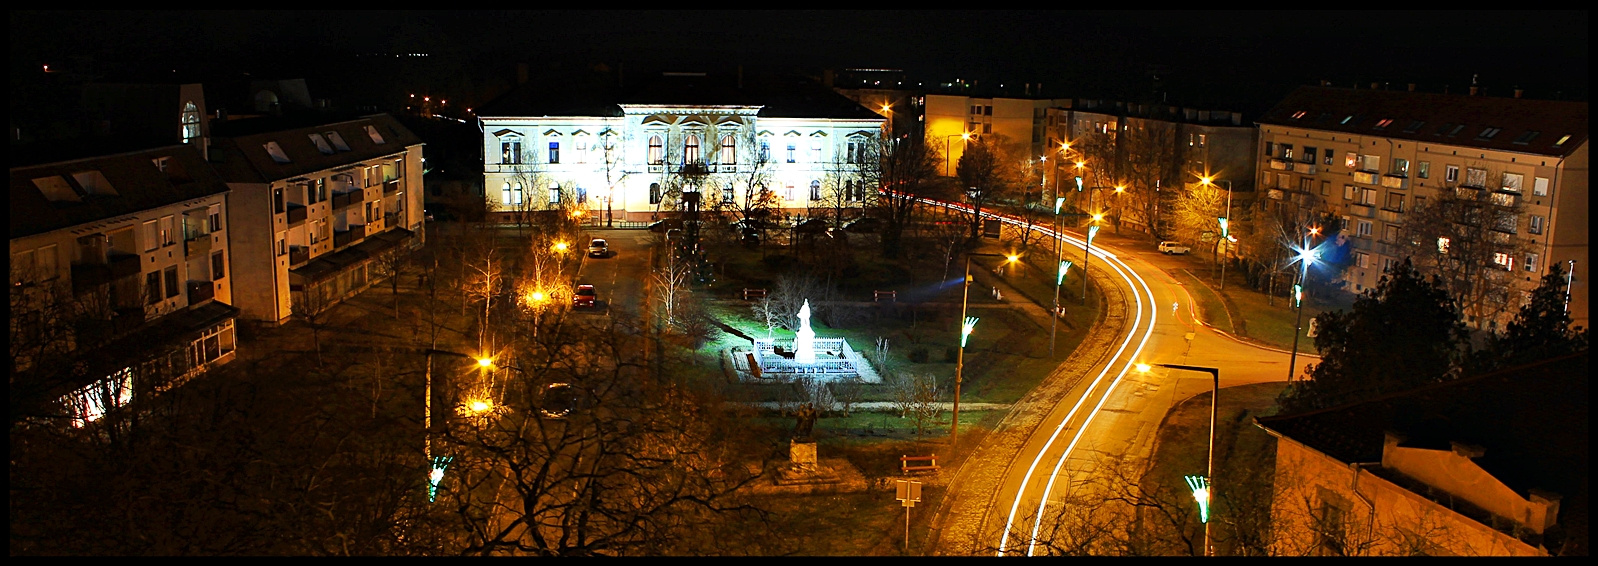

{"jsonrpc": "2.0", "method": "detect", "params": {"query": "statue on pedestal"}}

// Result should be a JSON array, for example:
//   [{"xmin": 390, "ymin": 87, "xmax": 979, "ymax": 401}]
[{"xmin": 795, "ymin": 299, "xmax": 816, "ymax": 365}]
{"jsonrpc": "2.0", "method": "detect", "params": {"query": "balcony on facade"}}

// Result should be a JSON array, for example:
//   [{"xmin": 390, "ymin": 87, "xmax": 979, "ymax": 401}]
[
  {"xmin": 187, "ymin": 280, "xmax": 215, "ymax": 305},
  {"xmin": 382, "ymin": 179, "xmax": 400, "ymax": 195},
  {"xmin": 333, "ymin": 223, "xmax": 366, "ymax": 249},
  {"xmin": 1378, "ymin": 208, "xmax": 1405, "ymax": 224},
  {"xmin": 184, "ymin": 233, "xmax": 212, "ymax": 258},
  {"xmin": 332, "ymin": 190, "xmax": 359, "ymax": 211},
  {"xmin": 71, "ymin": 252, "xmax": 142, "ymax": 295},
  {"xmin": 1269, "ymin": 158, "xmax": 1291, "ymax": 171},
  {"xmin": 1348, "ymin": 203, "xmax": 1376, "ymax": 218},
  {"xmin": 1381, "ymin": 174, "xmax": 1409, "ymax": 190},
  {"xmin": 383, "ymin": 212, "xmax": 398, "ymax": 228},
  {"xmin": 286, "ymin": 202, "xmax": 308, "ymax": 225},
  {"xmin": 1353, "ymin": 170, "xmax": 1379, "ymax": 185},
  {"xmin": 289, "ymin": 245, "xmax": 310, "ymax": 267},
  {"xmin": 1293, "ymin": 161, "xmax": 1318, "ymax": 175}
]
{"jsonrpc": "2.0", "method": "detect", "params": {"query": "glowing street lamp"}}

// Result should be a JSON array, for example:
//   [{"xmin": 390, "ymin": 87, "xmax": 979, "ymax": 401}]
[
  {"xmin": 428, "ymin": 455, "xmax": 452, "ymax": 503},
  {"xmin": 945, "ymin": 131, "xmax": 973, "ymax": 176},
  {"xmin": 552, "ymin": 241, "xmax": 570, "ymax": 254},
  {"xmin": 1287, "ymin": 239, "xmax": 1319, "ymax": 382},
  {"xmin": 952, "ymin": 253, "xmax": 1016, "ymax": 444},
  {"xmin": 1186, "ymin": 475, "xmax": 1212, "ymax": 523},
  {"xmin": 1139, "ymin": 362, "xmax": 1221, "ymax": 556}
]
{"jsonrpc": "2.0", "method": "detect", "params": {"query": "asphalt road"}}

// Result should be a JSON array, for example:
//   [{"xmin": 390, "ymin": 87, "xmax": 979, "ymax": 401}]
[
  {"xmin": 920, "ymin": 201, "xmax": 1320, "ymax": 556},
  {"xmin": 571, "ymin": 229, "xmax": 656, "ymax": 321}
]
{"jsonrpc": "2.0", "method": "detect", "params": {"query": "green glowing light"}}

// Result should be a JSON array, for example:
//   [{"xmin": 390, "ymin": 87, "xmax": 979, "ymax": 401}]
[
  {"xmin": 1185, "ymin": 475, "xmax": 1211, "ymax": 523},
  {"xmin": 1054, "ymin": 197, "xmax": 1065, "ymax": 214},
  {"xmin": 1087, "ymin": 225, "xmax": 1100, "ymax": 245},
  {"xmin": 1057, "ymin": 260, "xmax": 1073, "ymax": 285},
  {"xmin": 429, "ymin": 456, "xmax": 453, "ymax": 503},
  {"xmin": 960, "ymin": 316, "xmax": 979, "ymax": 348},
  {"xmin": 1074, "ymin": 176, "xmax": 1083, "ymax": 192},
  {"xmin": 1293, "ymin": 284, "xmax": 1303, "ymax": 308},
  {"xmin": 1218, "ymin": 217, "xmax": 1229, "ymax": 238}
]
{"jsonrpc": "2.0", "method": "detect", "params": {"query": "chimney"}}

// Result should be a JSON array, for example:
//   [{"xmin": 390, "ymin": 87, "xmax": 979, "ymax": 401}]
[
  {"xmin": 1515, "ymin": 88, "xmax": 1524, "ymax": 99},
  {"xmin": 1470, "ymin": 85, "xmax": 1479, "ymax": 96},
  {"xmin": 1408, "ymin": 83, "xmax": 1416, "ymax": 92}
]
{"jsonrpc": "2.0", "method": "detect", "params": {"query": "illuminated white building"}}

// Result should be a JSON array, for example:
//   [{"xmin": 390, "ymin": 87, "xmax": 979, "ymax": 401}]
[{"xmin": 477, "ymin": 71, "xmax": 885, "ymax": 223}]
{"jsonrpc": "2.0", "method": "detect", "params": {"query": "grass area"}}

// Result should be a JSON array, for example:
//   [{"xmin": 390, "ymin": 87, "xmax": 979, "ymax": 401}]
[
  {"xmin": 1145, "ymin": 381, "xmax": 1286, "ymax": 555},
  {"xmin": 1171, "ymin": 267, "xmax": 1235, "ymax": 335},
  {"xmin": 1223, "ymin": 287, "xmax": 1332, "ymax": 351}
]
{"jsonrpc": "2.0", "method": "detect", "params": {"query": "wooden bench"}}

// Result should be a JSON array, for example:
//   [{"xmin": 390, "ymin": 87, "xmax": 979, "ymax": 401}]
[
  {"xmin": 874, "ymin": 290, "xmax": 897, "ymax": 302},
  {"xmin": 901, "ymin": 454, "xmax": 940, "ymax": 473},
  {"xmin": 743, "ymin": 288, "xmax": 767, "ymax": 301}
]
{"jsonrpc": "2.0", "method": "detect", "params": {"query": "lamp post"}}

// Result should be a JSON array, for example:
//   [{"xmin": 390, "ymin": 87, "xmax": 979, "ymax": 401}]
[
  {"xmin": 422, "ymin": 349, "xmax": 499, "ymax": 503},
  {"xmin": 1082, "ymin": 211, "xmax": 1102, "ymax": 305},
  {"xmin": 1137, "ymin": 362, "xmax": 1220, "ymax": 557},
  {"xmin": 945, "ymin": 132, "xmax": 971, "ymax": 177},
  {"xmin": 1201, "ymin": 177, "xmax": 1234, "ymax": 290},
  {"xmin": 952, "ymin": 252, "xmax": 1017, "ymax": 445},
  {"xmin": 1287, "ymin": 228, "xmax": 1320, "ymax": 382}
]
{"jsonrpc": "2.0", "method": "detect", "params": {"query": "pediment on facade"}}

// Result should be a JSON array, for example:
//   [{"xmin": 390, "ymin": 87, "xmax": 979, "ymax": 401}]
[
  {"xmin": 679, "ymin": 116, "xmax": 709, "ymax": 128},
  {"xmin": 570, "ymin": 129, "xmax": 590, "ymax": 137},
  {"xmin": 542, "ymin": 129, "xmax": 563, "ymax": 137},
  {"xmin": 810, "ymin": 131, "xmax": 828, "ymax": 137},
  {"xmin": 640, "ymin": 115, "xmax": 673, "ymax": 126},
  {"xmin": 757, "ymin": 130, "xmax": 774, "ymax": 137},
  {"xmin": 848, "ymin": 130, "xmax": 875, "ymax": 139},
  {"xmin": 493, "ymin": 129, "xmax": 523, "ymax": 138},
  {"xmin": 783, "ymin": 130, "xmax": 802, "ymax": 137}
]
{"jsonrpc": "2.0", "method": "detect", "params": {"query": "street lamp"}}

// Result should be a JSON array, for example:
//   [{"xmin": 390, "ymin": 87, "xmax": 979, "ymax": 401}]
[
  {"xmin": 1137, "ymin": 362, "xmax": 1220, "ymax": 557},
  {"xmin": 1050, "ymin": 259, "xmax": 1073, "ymax": 358},
  {"xmin": 1201, "ymin": 177, "xmax": 1234, "ymax": 290},
  {"xmin": 1287, "ymin": 228, "xmax": 1320, "ymax": 382},
  {"xmin": 952, "ymin": 252, "xmax": 1017, "ymax": 445},
  {"xmin": 1082, "ymin": 212, "xmax": 1102, "ymax": 305},
  {"xmin": 945, "ymin": 131, "xmax": 972, "ymax": 177}
]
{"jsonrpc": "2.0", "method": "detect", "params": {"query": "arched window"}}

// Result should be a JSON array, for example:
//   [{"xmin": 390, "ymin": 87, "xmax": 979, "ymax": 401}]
[
  {"xmin": 810, "ymin": 180, "xmax": 822, "ymax": 200},
  {"xmin": 649, "ymin": 182, "xmax": 662, "ymax": 205},
  {"xmin": 720, "ymin": 135, "xmax": 736, "ymax": 166},
  {"xmin": 648, "ymin": 135, "xmax": 664, "ymax": 165},
  {"xmin": 684, "ymin": 134, "xmax": 701, "ymax": 164},
  {"xmin": 181, "ymin": 102, "xmax": 201, "ymax": 144}
]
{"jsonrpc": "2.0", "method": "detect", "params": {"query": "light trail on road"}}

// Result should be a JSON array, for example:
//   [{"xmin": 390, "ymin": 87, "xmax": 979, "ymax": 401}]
[{"xmin": 908, "ymin": 197, "xmax": 1160, "ymax": 557}]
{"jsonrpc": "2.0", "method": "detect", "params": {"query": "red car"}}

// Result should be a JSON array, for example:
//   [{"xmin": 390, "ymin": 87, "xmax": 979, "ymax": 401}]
[{"xmin": 572, "ymin": 284, "xmax": 597, "ymax": 308}]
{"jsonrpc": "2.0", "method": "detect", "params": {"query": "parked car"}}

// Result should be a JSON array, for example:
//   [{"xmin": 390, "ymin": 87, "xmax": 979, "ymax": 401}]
[
  {"xmin": 843, "ymin": 216, "xmax": 883, "ymax": 233},
  {"xmin": 647, "ymin": 218, "xmax": 684, "ymax": 233},
  {"xmin": 572, "ymin": 284, "xmax": 597, "ymax": 308},
  {"xmin": 1158, "ymin": 241, "xmax": 1192, "ymax": 255},
  {"xmin": 587, "ymin": 238, "xmax": 609, "ymax": 258}
]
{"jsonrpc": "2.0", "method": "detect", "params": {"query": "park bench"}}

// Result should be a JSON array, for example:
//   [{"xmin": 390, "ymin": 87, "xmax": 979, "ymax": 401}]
[
  {"xmin": 901, "ymin": 454, "xmax": 940, "ymax": 473},
  {"xmin": 874, "ymin": 290, "xmax": 897, "ymax": 302},
  {"xmin": 743, "ymin": 288, "xmax": 767, "ymax": 301}
]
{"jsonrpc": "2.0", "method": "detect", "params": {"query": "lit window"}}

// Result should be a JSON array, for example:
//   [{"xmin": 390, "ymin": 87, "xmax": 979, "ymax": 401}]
[
  {"xmin": 1373, "ymin": 118, "xmax": 1394, "ymax": 129},
  {"xmin": 365, "ymin": 125, "xmax": 386, "ymax": 144},
  {"xmin": 1553, "ymin": 134, "xmax": 1571, "ymax": 147},
  {"xmin": 720, "ymin": 135, "xmax": 736, "ymax": 165},
  {"xmin": 181, "ymin": 102, "xmax": 201, "ymax": 144},
  {"xmin": 1437, "ymin": 237, "xmax": 1450, "ymax": 254},
  {"xmin": 501, "ymin": 137, "xmax": 522, "ymax": 164},
  {"xmin": 548, "ymin": 142, "xmax": 560, "ymax": 164},
  {"xmin": 648, "ymin": 135, "xmax": 664, "ymax": 165},
  {"xmin": 684, "ymin": 134, "xmax": 700, "ymax": 164},
  {"xmin": 325, "ymin": 131, "xmax": 350, "ymax": 151}
]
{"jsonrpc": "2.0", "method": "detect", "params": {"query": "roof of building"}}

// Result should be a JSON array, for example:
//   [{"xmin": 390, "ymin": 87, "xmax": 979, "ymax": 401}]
[
  {"xmin": 478, "ymin": 71, "xmax": 884, "ymax": 121},
  {"xmin": 206, "ymin": 113, "xmax": 423, "ymax": 185},
  {"xmin": 9, "ymin": 143, "xmax": 229, "ymax": 240},
  {"xmin": 1256, "ymin": 350, "xmax": 1588, "ymax": 543},
  {"xmin": 1257, "ymin": 86, "xmax": 1588, "ymax": 158}
]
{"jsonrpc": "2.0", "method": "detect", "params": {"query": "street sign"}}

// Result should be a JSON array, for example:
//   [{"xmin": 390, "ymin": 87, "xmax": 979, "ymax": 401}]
[
  {"xmin": 983, "ymin": 218, "xmax": 1001, "ymax": 239},
  {"xmin": 895, "ymin": 479, "xmax": 923, "ymax": 507}
]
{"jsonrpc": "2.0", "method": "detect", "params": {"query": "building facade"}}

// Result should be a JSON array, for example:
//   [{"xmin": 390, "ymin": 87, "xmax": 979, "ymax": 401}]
[
  {"xmin": 1255, "ymin": 85, "xmax": 1588, "ymax": 330},
  {"xmin": 1255, "ymin": 352, "xmax": 1586, "ymax": 556},
  {"xmin": 10, "ymin": 144, "xmax": 238, "ymax": 428},
  {"xmin": 207, "ymin": 114, "xmax": 426, "ymax": 324},
  {"xmin": 478, "ymin": 72, "xmax": 885, "ymax": 223}
]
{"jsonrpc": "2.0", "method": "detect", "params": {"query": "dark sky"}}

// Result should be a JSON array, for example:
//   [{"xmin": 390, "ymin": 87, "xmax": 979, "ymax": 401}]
[{"xmin": 12, "ymin": 10, "xmax": 1590, "ymax": 113}]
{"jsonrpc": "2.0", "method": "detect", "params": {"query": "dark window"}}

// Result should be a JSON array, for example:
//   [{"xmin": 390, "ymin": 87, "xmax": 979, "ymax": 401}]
[
  {"xmin": 164, "ymin": 267, "xmax": 179, "ymax": 299},
  {"xmin": 1323, "ymin": 148, "xmax": 1334, "ymax": 165},
  {"xmin": 212, "ymin": 251, "xmax": 226, "ymax": 280},
  {"xmin": 273, "ymin": 188, "xmax": 285, "ymax": 214},
  {"xmin": 649, "ymin": 183, "xmax": 661, "ymax": 205},
  {"xmin": 1303, "ymin": 147, "xmax": 1317, "ymax": 163},
  {"xmin": 1264, "ymin": 142, "xmax": 1274, "ymax": 156},
  {"xmin": 146, "ymin": 271, "xmax": 162, "ymax": 304}
]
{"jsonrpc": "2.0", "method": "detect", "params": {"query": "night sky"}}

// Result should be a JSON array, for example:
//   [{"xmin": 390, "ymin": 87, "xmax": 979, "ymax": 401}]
[{"xmin": 11, "ymin": 10, "xmax": 1590, "ymax": 114}]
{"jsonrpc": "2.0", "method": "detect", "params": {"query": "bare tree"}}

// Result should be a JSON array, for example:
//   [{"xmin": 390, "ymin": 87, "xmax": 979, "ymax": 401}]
[
  {"xmin": 1172, "ymin": 176, "xmax": 1230, "ymax": 255},
  {"xmin": 956, "ymin": 133, "xmax": 1018, "ymax": 240},
  {"xmin": 653, "ymin": 246, "xmax": 693, "ymax": 329},
  {"xmin": 1392, "ymin": 165, "xmax": 1534, "ymax": 331},
  {"xmin": 293, "ymin": 280, "xmax": 338, "ymax": 368},
  {"xmin": 371, "ymin": 245, "xmax": 414, "ymax": 319},
  {"xmin": 873, "ymin": 134, "xmax": 945, "ymax": 259},
  {"xmin": 1117, "ymin": 126, "xmax": 1178, "ymax": 242},
  {"xmin": 890, "ymin": 371, "xmax": 941, "ymax": 437}
]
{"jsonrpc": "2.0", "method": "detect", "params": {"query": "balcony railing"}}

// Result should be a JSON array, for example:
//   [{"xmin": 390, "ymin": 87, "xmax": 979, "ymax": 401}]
[
  {"xmin": 71, "ymin": 263, "xmax": 112, "ymax": 294},
  {"xmin": 286, "ymin": 203, "xmax": 308, "ymax": 224},
  {"xmin": 383, "ymin": 179, "xmax": 400, "ymax": 194},
  {"xmin": 109, "ymin": 253, "xmax": 141, "ymax": 279},
  {"xmin": 184, "ymin": 234, "xmax": 212, "ymax": 258},
  {"xmin": 332, "ymin": 191, "xmax": 358, "ymax": 210},
  {"xmin": 384, "ymin": 212, "xmax": 398, "ymax": 227},
  {"xmin": 1267, "ymin": 189, "xmax": 1285, "ymax": 200},
  {"xmin": 1269, "ymin": 159, "xmax": 1289, "ymax": 171},
  {"xmin": 1380, "ymin": 174, "xmax": 1409, "ymax": 190},
  {"xmin": 186, "ymin": 280, "xmax": 215, "ymax": 305},
  {"xmin": 334, "ymin": 229, "xmax": 353, "ymax": 248},
  {"xmin": 1352, "ymin": 170, "xmax": 1379, "ymax": 184},
  {"xmin": 350, "ymin": 223, "xmax": 366, "ymax": 242},
  {"xmin": 1293, "ymin": 161, "xmax": 1317, "ymax": 175},
  {"xmin": 1348, "ymin": 203, "xmax": 1376, "ymax": 218},
  {"xmin": 289, "ymin": 245, "xmax": 310, "ymax": 266},
  {"xmin": 1378, "ymin": 208, "xmax": 1405, "ymax": 223}
]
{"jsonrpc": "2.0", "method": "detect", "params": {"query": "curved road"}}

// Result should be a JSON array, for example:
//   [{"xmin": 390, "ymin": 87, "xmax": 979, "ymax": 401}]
[{"xmin": 919, "ymin": 199, "xmax": 1319, "ymax": 556}]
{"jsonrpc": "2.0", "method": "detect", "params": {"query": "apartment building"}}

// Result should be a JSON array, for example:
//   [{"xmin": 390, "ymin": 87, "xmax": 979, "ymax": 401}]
[
  {"xmin": 10, "ymin": 144, "xmax": 237, "ymax": 428},
  {"xmin": 1256, "ymin": 85, "xmax": 1588, "ymax": 330},
  {"xmin": 478, "ymin": 71, "xmax": 884, "ymax": 222},
  {"xmin": 1255, "ymin": 351, "xmax": 1586, "ymax": 556},
  {"xmin": 207, "ymin": 113, "xmax": 426, "ymax": 324}
]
